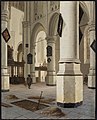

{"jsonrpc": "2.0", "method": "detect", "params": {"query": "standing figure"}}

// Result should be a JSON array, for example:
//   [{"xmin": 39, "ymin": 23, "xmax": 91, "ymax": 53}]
[
  {"xmin": 84, "ymin": 75, "xmax": 88, "ymax": 85},
  {"xmin": 27, "ymin": 74, "xmax": 32, "ymax": 89},
  {"xmin": 13, "ymin": 75, "xmax": 16, "ymax": 84},
  {"xmin": 17, "ymin": 75, "xmax": 19, "ymax": 84}
]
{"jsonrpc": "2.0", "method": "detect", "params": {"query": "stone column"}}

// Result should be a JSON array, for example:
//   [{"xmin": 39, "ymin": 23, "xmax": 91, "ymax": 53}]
[
  {"xmin": 29, "ymin": 2, "xmax": 36, "ymax": 83},
  {"xmin": 46, "ymin": 36, "xmax": 56, "ymax": 86},
  {"xmin": 30, "ymin": 45, "xmax": 36, "ymax": 83},
  {"xmin": 13, "ymin": 67, "xmax": 16, "ymax": 75},
  {"xmin": 15, "ymin": 66, "xmax": 17, "ymax": 76},
  {"xmin": 23, "ymin": 22, "xmax": 28, "ymax": 81},
  {"xmin": 13, "ymin": 66, "xmax": 17, "ymax": 76},
  {"xmin": 23, "ymin": 2, "xmax": 31, "ymax": 81},
  {"xmin": 57, "ymin": 1, "xmax": 83, "ymax": 108},
  {"xmin": 23, "ymin": 21, "xmax": 31, "ymax": 81},
  {"xmin": 88, "ymin": 2, "xmax": 95, "ymax": 88},
  {"xmin": 1, "ymin": 2, "xmax": 10, "ymax": 91}
]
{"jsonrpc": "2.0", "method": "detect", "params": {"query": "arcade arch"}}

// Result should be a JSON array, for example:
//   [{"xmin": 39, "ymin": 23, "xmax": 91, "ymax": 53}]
[
  {"xmin": 48, "ymin": 13, "xmax": 60, "ymax": 73},
  {"xmin": 35, "ymin": 31, "xmax": 47, "ymax": 82},
  {"xmin": 30, "ymin": 23, "xmax": 47, "ymax": 83}
]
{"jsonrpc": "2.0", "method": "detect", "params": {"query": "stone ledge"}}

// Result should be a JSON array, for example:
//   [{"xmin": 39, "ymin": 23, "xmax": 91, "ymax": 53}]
[
  {"xmin": 1, "ymin": 89, "xmax": 9, "ymax": 92},
  {"xmin": 46, "ymin": 84, "xmax": 56, "ymax": 86},
  {"xmin": 57, "ymin": 74, "xmax": 82, "ymax": 76},
  {"xmin": 88, "ymin": 87, "xmax": 96, "ymax": 89},
  {"xmin": 57, "ymin": 101, "xmax": 83, "ymax": 108}
]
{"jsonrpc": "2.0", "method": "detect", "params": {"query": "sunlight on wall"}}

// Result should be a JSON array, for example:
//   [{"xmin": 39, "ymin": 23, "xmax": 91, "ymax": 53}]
[
  {"xmin": 35, "ymin": 31, "xmax": 47, "ymax": 82},
  {"xmin": 35, "ymin": 31, "xmax": 47, "ymax": 66}
]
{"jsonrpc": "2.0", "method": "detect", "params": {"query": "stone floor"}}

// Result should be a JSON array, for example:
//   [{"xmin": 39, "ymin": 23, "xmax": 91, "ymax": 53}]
[{"xmin": 1, "ymin": 82, "xmax": 96, "ymax": 119}]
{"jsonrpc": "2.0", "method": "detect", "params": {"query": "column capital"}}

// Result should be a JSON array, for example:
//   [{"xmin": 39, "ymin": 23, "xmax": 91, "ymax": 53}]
[
  {"xmin": 88, "ymin": 21, "xmax": 95, "ymax": 32},
  {"xmin": 1, "ymin": 10, "xmax": 9, "ymax": 22},
  {"xmin": 1, "ymin": 2, "xmax": 9, "ymax": 22},
  {"xmin": 45, "ymin": 36, "xmax": 56, "ymax": 43},
  {"xmin": 22, "ymin": 21, "xmax": 31, "ymax": 28},
  {"xmin": 59, "ymin": 58, "xmax": 81, "ymax": 63},
  {"xmin": 1, "ymin": 2, "xmax": 9, "ymax": 10}
]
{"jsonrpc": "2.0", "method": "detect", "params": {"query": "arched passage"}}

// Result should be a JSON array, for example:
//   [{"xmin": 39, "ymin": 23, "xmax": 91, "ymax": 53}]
[
  {"xmin": 31, "ymin": 23, "xmax": 46, "ymax": 45},
  {"xmin": 31, "ymin": 23, "xmax": 47, "ymax": 83},
  {"xmin": 35, "ymin": 31, "xmax": 47, "ymax": 67},
  {"xmin": 17, "ymin": 43, "xmax": 24, "ymax": 77},
  {"xmin": 35, "ymin": 31, "xmax": 47, "ymax": 82}
]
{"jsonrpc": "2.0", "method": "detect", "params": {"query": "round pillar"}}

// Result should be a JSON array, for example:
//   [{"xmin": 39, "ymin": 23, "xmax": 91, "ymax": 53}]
[
  {"xmin": 1, "ymin": 2, "xmax": 10, "ymax": 91},
  {"xmin": 57, "ymin": 1, "xmax": 83, "ymax": 108},
  {"xmin": 30, "ymin": 46, "xmax": 36, "ymax": 83},
  {"xmin": 46, "ymin": 36, "xmax": 56, "ymax": 86},
  {"xmin": 23, "ymin": 2, "xmax": 34, "ymax": 82},
  {"xmin": 88, "ymin": 2, "xmax": 95, "ymax": 88},
  {"xmin": 23, "ymin": 21, "xmax": 31, "ymax": 81},
  {"xmin": 13, "ymin": 66, "xmax": 16, "ymax": 76}
]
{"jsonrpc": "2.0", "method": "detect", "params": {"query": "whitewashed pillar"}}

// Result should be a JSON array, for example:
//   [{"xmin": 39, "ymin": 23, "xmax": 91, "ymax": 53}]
[
  {"xmin": 57, "ymin": 1, "xmax": 83, "ymax": 107},
  {"xmin": 30, "ymin": 45, "xmax": 36, "ymax": 83},
  {"xmin": 45, "ymin": 36, "xmax": 56, "ymax": 86},
  {"xmin": 13, "ymin": 67, "xmax": 16, "ymax": 75},
  {"xmin": 15, "ymin": 66, "xmax": 17, "ymax": 76},
  {"xmin": 88, "ymin": 2, "xmax": 95, "ymax": 88},
  {"xmin": 1, "ymin": 2, "xmax": 10, "ymax": 91},
  {"xmin": 30, "ymin": 2, "xmax": 36, "ymax": 83},
  {"xmin": 23, "ymin": 2, "xmax": 31, "ymax": 81}
]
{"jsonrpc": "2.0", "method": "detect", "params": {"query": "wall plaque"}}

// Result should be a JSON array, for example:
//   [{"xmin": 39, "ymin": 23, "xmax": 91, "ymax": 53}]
[
  {"xmin": 47, "ymin": 46, "xmax": 52, "ymax": 57},
  {"xmin": 27, "ymin": 53, "xmax": 33, "ymax": 64},
  {"xmin": 90, "ymin": 40, "xmax": 96, "ymax": 53},
  {"xmin": 47, "ymin": 58, "xmax": 51, "ymax": 63},
  {"xmin": 2, "ymin": 28, "xmax": 10, "ymax": 43}
]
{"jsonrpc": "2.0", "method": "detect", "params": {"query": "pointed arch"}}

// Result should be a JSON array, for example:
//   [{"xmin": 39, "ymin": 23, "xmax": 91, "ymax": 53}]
[
  {"xmin": 49, "ymin": 12, "xmax": 59, "ymax": 36},
  {"xmin": 31, "ymin": 22, "xmax": 46, "ymax": 46},
  {"xmin": 79, "ymin": 1, "xmax": 89, "ymax": 20}
]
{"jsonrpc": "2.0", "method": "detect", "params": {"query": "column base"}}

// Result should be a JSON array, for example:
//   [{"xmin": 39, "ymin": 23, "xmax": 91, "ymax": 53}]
[
  {"xmin": 1, "ymin": 89, "xmax": 9, "ymax": 92},
  {"xmin": 31, "ymin": 72, "xmax": 36, "ymax": 83},
  {"xmin": 88, "ymin": 87, "xmax": 95, "ymax": 89},
  {"xmin": 57, "ymin": 63, "xmax": 83, "ymax": 106},
  {"xmin": 88, "ymin": 68, "xmax": 95, "ymax": 88},
  {"xmin": 88, "ymin": 75, "xmax": 95, "ymax": 88},
  {"xmin": 32, "ymin": 77, "xmax": 36, "ymax": 84},
  {"xmin": 46, "ymin": 71, "xmax": 56, "ymax": 86},
  {"xmin": 57, "ymin": 101, "xmax": 83, "ymax": 108},
  {"xmin": 1, "ymin": 73, "xmax": 10, "ymax": 91},
  {"xmin": 46, "ymin": 83, "xmax": 56, "ymax": 86}
]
